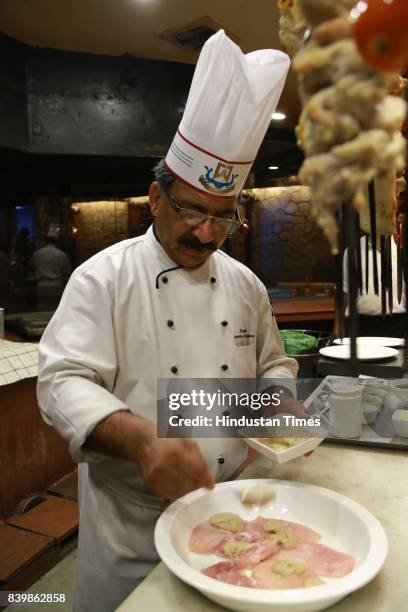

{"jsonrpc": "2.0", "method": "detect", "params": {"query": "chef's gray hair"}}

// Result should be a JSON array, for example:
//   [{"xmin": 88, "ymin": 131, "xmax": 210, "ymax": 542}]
[{"xmin": 152, "ymin": 159, "xmax": 176, "ymax": 193}]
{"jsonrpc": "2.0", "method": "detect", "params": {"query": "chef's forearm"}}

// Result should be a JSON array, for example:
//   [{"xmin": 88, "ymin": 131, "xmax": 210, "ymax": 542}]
[{"xmin": 85, "ymin": 410, "xmax": 155, "ymax": 464}]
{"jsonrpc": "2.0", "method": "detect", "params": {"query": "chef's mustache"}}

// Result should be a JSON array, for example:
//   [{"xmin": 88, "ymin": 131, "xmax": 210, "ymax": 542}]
[{"xmin": 179, "ymin": 236, "xmax": 217, "ymax": 252}]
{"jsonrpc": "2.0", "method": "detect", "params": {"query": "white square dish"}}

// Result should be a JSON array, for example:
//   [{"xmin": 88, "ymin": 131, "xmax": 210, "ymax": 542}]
[{"xmin": 244, "ymin": 435, "xmax": 326, "ymax": 464}]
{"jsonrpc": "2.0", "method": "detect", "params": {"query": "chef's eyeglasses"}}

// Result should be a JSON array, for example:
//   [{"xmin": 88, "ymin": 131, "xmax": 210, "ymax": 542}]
[{"xmin": 166, "ymin": 192, "xmax": 242, "ymax": 235}]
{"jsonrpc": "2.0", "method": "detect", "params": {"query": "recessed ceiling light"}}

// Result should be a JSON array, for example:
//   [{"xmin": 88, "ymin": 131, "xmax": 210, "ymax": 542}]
[
  {"xmin": 268, "ymin": 166, "xmax": 279, "ymax": 170},
  {"xmin": 271, "ymin": 112, "xmax": 286, "ymax": 120}
]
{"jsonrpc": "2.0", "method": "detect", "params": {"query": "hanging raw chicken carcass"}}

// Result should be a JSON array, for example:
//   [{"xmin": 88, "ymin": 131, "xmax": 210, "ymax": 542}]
[
  {"xmin": 277, "ymin": 0, "xmax": 307, "ymax": 57},
  {"xmin": 293, "ymin": 0, "xmax": 406, "ymax": 253},
  {"xmin": 276, "ymin": 0, "xmax": 408, "ymax": 370}
]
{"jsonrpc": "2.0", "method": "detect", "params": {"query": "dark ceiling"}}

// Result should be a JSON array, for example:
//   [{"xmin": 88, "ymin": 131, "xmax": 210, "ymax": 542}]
[{"xmin": 0, "ymin": 0, "xmax": 304, "ymax": 202}]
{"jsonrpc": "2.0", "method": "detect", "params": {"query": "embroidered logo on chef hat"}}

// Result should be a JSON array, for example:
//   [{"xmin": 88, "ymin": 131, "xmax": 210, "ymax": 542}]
[
  {"xmin": 165, "ymin": 30, "xmax": 290, "ymax": 198},
  {"xmin": 199, "ymin": 160, "xmax": 239, "ymax": 195},
  {"xmin": 200, "ymin": 163, "xmax": 238, "ymax": 195}
]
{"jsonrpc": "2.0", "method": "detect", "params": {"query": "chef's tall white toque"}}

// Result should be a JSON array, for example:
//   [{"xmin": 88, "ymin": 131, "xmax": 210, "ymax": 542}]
[{"xmin": 165, "ymin": 29, "xmax": 290, "ymax": 198}]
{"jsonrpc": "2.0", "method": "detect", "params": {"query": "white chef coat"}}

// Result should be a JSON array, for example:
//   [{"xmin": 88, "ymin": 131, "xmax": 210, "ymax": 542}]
[{"xmin": 37, "ymin": 225, "xmax": 297, "ymax": 612}]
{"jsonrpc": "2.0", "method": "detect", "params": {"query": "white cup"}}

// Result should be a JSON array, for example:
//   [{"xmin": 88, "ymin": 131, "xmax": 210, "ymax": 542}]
[
  {"xmin": 361, "ymin": 378, "xmax": 388, "ymax": 403},
  {"xmin": 329, "ymin": 381, "xmax": 363, "ymax": 439}
]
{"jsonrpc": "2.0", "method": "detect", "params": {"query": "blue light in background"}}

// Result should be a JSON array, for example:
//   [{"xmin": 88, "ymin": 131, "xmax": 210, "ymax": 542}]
[{"xmin": 15, "ymin": 205, "xmax": 36, "ymax": 242}]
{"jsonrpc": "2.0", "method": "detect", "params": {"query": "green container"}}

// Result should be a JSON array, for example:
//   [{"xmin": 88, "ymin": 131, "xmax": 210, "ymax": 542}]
[{"xmin": 279, "ymin": 330, "xmax": 317, "ymax": 356}]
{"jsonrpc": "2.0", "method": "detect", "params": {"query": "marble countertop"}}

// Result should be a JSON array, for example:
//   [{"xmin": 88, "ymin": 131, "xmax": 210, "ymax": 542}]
[{"xmin": 117, "ymin": 444, "xmax": 407, "ymax": 612}]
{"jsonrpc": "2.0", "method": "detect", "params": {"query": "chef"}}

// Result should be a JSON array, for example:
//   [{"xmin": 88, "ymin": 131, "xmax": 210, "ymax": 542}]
[{"xmin": 37, "ymin": 30, "xmax": 296, "ymax": 612}]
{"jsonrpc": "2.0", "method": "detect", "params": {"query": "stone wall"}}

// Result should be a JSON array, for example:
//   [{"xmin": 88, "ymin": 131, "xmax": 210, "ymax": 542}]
[
  {"xmin": 71, "ymin": 196, "xmax": 154, "ymax": 265},
  {"xmin": 248, "ymin": 185, "xmax": 335, "ymax": 286},
  {"xmin": 50, "ymin": 186, "xmax": 335, "ymax": 285},
  {"xmin": 70, "ymin": 196, "xmax": 246, "ymax": 266},
  {"xmin": 73, "ymin": 200, "xmax": 129, "ymax": 264}
]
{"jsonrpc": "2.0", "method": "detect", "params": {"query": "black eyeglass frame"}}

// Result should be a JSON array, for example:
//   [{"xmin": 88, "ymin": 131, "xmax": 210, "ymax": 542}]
[{"xmin": 166, "ymin": 192, "xmax": 242, "ymax": 236}]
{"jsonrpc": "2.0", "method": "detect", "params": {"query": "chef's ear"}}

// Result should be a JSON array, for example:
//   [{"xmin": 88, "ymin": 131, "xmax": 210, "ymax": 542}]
[{"xmin": 149, "ymin": 182, "xmax": 162, "ymax": 216}]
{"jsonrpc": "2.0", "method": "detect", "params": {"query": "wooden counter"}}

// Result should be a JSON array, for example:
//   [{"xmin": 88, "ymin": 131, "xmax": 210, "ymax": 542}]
[
  {"xmin": 0, "ymin": 346, "xmax": 78, "ymax": 594},
  {"xmin": 273, "ymin": 297, "xmax": 335, "ymax": 323},
  {"xmin": 0, "ymin": 377, "xmax": 75, "ymax": 520},
  {"xmin": 3, "ymin": 330, "xmax": 29, "ymax": 343}
]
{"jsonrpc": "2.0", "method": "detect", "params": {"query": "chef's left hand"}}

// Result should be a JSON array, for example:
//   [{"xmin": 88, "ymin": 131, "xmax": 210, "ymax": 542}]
[
  {"xmin": 278, "ymin": 396, "xmax": 309, "ymax": 419},
  {"xmin": 262, "ymin": 388, "xmax": 308, "ymax": 420}
]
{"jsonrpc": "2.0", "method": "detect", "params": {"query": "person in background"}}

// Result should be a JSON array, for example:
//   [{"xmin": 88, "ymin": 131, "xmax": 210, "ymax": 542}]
[
  {"xmin": 0, "ymin": 240, "xmax": 10, "ymax": 283},
  {"xmin": 333, "ymin": 233, "xmax": 406, "ymax": 338},
  {"xmin": 37, "ymin": 31, "xmax": 296, "ymax": 612},
  {"xmin": 15, "ymin": 227, "xmax": 35, "ymax": 276},
  {"xmin": 0, "ymin": 240, "xmax": 16, "ymax": 308},
  {"xmin": 31, "ymin": 232, "xmax": 71, "ymax": 310}
]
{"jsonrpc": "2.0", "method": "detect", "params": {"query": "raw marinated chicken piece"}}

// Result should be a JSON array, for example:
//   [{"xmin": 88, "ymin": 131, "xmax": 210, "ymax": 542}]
[
  {"xmin": 188, "ymin": 521, "xmax": 228, "ymax": 554},
  {"xmin": 275, "ymin": 519, "xmax": 321, "ymax": 544},
  {"xmin": 213, "ymin": 530, "xmax": 259, "ymax": 558},
  {"xmin": 192, "ymin": 513, "xmax": 355, "ymax": 590},
  {"xmin": 215, "ymin": 536, "xmax": 281, "ymax": 567},
  {"xmin": 230, "ymin": 530, "xmax": 260, "ymax": 543},
  {"xmin": 246, "ymin": 516, "xmax": 320, "ymax": 545},
  {"xmin": 203, "ymin": 561, "xmax": 255, "ymax": 587},
  {"xmin": 253, "ymin": 557, "xmax": 324, "ymax": 589},
  {"xmin": 272, "ymin": 542, "xmax": 355, "ymax": 577}
]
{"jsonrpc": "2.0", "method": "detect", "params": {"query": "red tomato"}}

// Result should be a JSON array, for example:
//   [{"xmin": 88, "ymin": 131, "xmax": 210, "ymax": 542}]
[{"xmin": 352, "ymin": 0, "xmax": 408, "ymax": 72}]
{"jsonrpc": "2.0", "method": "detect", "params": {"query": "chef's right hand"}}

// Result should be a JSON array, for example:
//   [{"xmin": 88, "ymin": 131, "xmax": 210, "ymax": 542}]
[{"xmin": 137, "ymin": 432, "xmax": 214, "ymax": 500}]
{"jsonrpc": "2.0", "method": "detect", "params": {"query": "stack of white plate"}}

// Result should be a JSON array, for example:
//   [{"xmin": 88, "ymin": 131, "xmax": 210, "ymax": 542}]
[{"xmin": 320, "ymin": 337, "xmax": 403, "ymax": 361}]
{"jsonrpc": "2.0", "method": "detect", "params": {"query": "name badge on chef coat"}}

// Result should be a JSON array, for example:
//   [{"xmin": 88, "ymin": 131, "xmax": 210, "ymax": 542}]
[{"xmin": 234, "ymin": 328, "xmax": 255, "ymax": 347}]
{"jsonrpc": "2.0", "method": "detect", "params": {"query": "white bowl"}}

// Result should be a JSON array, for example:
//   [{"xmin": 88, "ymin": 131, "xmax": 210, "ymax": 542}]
[
  {"xmin": 360, "ymin": 378, "xmax": 389, "ymax": 399},
  {"xmin": 155, "ymin": 479, "xmax": 388, "ymax": 612},
  {"xmin": 362, "ymin": 393, "xmax": 383, "ymax": 409},
  {"xmin": 391, "ymin": 410, "xmax": 408, "ymax": 437},
  {"xmin": 361, "ymin": 403, "xmax": 379, "ymax": 424},
  {"xmin": 390, "ymin": 379, "xmax": 408, "ymax": 405}
]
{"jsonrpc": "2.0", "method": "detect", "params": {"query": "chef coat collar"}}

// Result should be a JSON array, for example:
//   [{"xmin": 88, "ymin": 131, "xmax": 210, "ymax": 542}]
[
  {"xmin": 145, "ymin": 224, "xmax": 216, "ymax": 282},
  {"xmin": 146, "ymin": 224, "xmax": 180, "ymax": 269}
]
